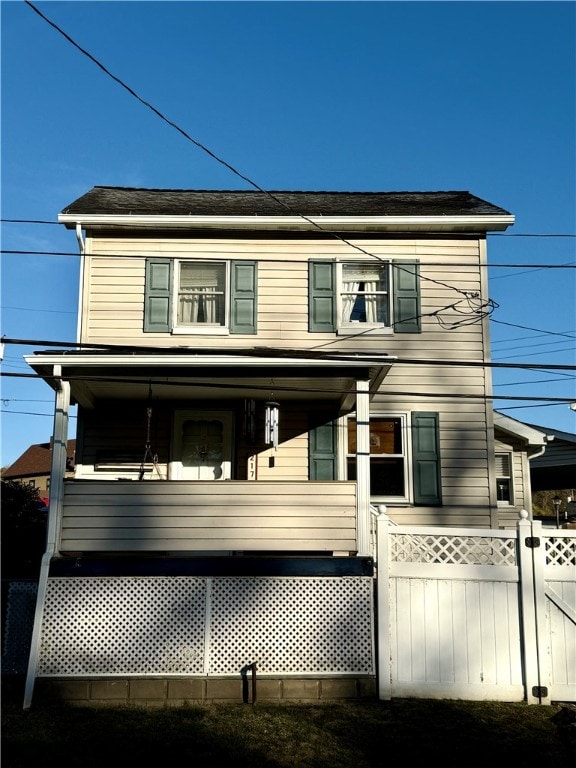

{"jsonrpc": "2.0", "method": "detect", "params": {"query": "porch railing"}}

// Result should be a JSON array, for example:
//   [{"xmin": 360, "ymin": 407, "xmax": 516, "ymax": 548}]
[{"xmin": 59, "ymin": 479, "xmax": 358, "ymax": 554}]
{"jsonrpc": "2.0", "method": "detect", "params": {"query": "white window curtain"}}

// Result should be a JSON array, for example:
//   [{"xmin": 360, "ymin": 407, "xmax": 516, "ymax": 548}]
[
  {"xmin": 179, "ymin": 263, "xmax": 223, "ymax": 324},
  {"xmin": 342, "ymin": 279, "xmax": 360, "ymax": 322},
  {"xmin": 342, "ymin": 265, "xmax": 383, "ymax": 323}
]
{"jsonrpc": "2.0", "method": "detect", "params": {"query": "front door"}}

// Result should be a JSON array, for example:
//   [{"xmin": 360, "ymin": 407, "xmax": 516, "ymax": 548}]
[{"xmin": 171, "ymin": 410, "xmax": 233, "ymax": 480}]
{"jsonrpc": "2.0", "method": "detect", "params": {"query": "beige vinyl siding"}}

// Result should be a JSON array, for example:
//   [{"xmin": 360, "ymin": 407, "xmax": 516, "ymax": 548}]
[
  {"xmin": 77, "ymin": 233, "xmax": 494, "ymax": 528},
  {"xmin": 60, "ymin": 480, "xmax": 357, "ymax": 553},
  {"xmin": 81, "ymin": 236, "xmax": 486, "ymax": 357}
]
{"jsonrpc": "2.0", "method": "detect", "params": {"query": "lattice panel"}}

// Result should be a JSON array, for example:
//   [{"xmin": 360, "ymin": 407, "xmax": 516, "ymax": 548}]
[
  {"xmin": 38, "ymin": 578, "xmax": 206, "ymax": 675},
  {"xmin": 209, "ymin": 577, "xmax": 374, "ymax": 674},
  {"xmin": 1, "ymin": 581, "xmax": 37, "ymax": 675},
  {"xmin": 37, "ymin": 576, "xmax": 374, "ymax": 677},
  {"xmin": 390, "ymin": 533, "xmax": 518, "ymax": 565},
  {"xmin": 545, "ymin": 535, "xmax": 576, "ymax": 567}
]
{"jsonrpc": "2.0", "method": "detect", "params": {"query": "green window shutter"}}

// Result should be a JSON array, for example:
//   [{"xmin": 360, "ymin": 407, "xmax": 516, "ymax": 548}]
[
  {"xmin": 412, "ymin": 412, "xmax": 442, "ymax": 505},
  {"xmin": 309, "ymin": 421, "xmax": 337, "ymax": 480},
  {"xmin": 393, "ymin": 260, "xmax": 421, "ymax": 333},
  {"xmin": 144, "ymin": 259, "xmax": 172, "ymax": 332},
  {"xmin": 230, "ymin": 261, "xmax": 257, "ymax": 334},
  {"xmin": 309, "ymin": 262, "xmax": 335, "ymax": 332}
]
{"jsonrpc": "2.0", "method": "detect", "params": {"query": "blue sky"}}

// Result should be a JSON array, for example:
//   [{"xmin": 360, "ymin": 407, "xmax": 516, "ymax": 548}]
[{"xmin": 1, "ymin": 0, "xmax": 575, "ymax": 468}]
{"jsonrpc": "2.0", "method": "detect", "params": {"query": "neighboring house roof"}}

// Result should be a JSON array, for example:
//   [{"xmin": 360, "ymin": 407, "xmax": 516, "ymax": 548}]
[
  {"xmin": 493, "ymin": 412, "xmax": 551, "ymax": 449},
  {"xmin": 493, "ymin": 413, "xmax": 575, "ymax": 491},
  {"xmin": 525, "ymin": 423, "xmax": 576, "ymax": 491},
  {"xmin": 3, "ymin": 440, "xmax": 76, "ymax": 479}
]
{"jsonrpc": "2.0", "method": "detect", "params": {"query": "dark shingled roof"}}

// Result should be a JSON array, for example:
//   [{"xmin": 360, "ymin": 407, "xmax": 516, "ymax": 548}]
[
  {"xmin": 61, "ymin": 187, "xmax": 512, "ymax": 217},
  {"xmin": 3, "ymin": 440, "xmax": 76, "ymax": 479}
]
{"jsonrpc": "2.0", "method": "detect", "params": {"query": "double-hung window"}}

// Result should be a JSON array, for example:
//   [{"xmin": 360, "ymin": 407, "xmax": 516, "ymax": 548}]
[
  {"xmin": 177, "ymin": 262, "xmax": 226, "ymax": 328},
  {"xmin": 144, "ymin": 258, "xmax": 257, "ymax": 335},
  {"xmin": 495, "ymin": 452, "xmax": 513, "ymax": 505},
  {"xmin": 346, "ymin": 412, "xmax": 442, "ymax": 506},
  {"xmin": 309, "ymin": 259, "xmax": 420, "ymax": 334},
  {"xmin": 339, "ymin": 263, "xmax": 390, "ymax": 330}
]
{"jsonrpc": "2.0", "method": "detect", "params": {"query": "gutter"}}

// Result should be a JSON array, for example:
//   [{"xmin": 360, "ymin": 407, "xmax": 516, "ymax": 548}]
[{"xmin": 58, "ymin": 213, "xmax": 516, "ymax": 233}]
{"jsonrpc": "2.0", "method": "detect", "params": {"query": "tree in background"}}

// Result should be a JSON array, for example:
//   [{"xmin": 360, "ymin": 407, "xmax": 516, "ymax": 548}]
[
  {"xmin": 1, "ymin": 480, "xmax": 47, "ymax": 578},
  {"xmin": 532, "ymin": 488, "xmax": 575, "ymax": 521}
]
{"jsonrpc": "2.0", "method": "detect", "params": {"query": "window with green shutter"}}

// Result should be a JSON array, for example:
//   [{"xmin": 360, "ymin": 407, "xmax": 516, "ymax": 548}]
[
  {"xmin": 411, "ymin": 412, "xmax": 442, "ymax": 506},
  {"xmin": 346, "ymin": 411, "xmax": 442, "ymax": 505},
  {"xmin": 144, "ymin": 259, "xmax": 172, "ymax": 332},
  {"xmin": 144, "ymin": 258, "xmax": 257, "ymax": 334},
  {"xmin": 309, "ymin": 421, "xmax": 337, "ymax": 480},
  {"xmin": 309, "ymin": 259, "xmax": 420, "ymax": 334}
]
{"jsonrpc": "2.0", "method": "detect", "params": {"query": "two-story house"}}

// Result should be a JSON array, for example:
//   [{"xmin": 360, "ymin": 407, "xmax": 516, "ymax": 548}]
[{"xmin": 23, "ymin": 187, "xmax": 521, "ymax": 706}]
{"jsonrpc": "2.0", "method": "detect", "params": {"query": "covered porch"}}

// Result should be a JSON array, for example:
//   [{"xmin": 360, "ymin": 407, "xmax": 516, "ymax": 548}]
[{"xmin": 25, "ymin": 348, "xmax": 394, "ymax": 557}]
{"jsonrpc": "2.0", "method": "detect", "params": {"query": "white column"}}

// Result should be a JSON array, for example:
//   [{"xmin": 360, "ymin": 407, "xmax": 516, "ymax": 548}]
[
  {"xmin": 23, "ymin": 375, "xmax": 70, "ymax": 709},
  {"xmin": 46, "ymin": 377, "xmax": 71, "ymax": 552},
  {"xmin": 356, "ymin": 378, "xmax": 371, "ymax": 555}
]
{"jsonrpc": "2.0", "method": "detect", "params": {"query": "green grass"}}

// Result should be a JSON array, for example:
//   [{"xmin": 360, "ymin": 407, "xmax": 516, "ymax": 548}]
[{"xmin": 2, "ymin": 695, "xmax": 574, "ymax": 768}]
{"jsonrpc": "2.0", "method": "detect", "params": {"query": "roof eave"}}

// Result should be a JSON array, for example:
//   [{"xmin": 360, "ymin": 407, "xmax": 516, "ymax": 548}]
[{"xmin": 58, "ymin": 213, "xmax": 516, "ymax": 233}]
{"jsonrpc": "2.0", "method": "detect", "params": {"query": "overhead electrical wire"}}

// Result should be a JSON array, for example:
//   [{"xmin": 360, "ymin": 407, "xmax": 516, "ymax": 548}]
[
  {"xmin": 1, "ymin": 370, "xmax": 573, "ymax": 405},
  {"xmin": 17, "ymin": 2, "xmax": 576, "ymax": 369},
  {"xmin": 2, "ymin": 246, "xmax": 575, "ymax": 270},
  {"xmin": 22, "ymin": 0, "xmax": 501, "ymax": 324},
  {"xmin": 2, "ymin": 336, "xmax": 575, "ymax": 371}
]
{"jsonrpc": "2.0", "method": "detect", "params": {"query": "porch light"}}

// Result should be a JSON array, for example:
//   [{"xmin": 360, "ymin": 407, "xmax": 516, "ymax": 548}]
[{"xmin": 264, "ymin": 401, "xmax": 280, "ymax": 448}]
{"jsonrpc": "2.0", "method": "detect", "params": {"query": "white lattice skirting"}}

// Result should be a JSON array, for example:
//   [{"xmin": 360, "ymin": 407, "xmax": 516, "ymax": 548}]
[{"xmin": 37, "ymin": 576, "xmax": 375, "ymax": 677}]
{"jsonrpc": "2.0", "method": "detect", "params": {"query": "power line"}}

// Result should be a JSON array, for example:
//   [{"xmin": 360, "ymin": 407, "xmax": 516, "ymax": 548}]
[
  {"xmin": 1, "ymin": 370, "xmax": 574, "ymax": 403},
  {"xmin": 491, "ymin": 318, "xmax": 576, "ymax": 340},
  {"xmin": 21, "ymin": 1, "xmax": 492, "ymax": 306},
  {"xmin": 1, "ymin": 305, "xmax": 76, "ymax": 315},
  {"xmin": 2, "ymin": 336, "xmax": 576, "ymax": 370},
  {"xmin": 1, "ymin": 408, "xmax": 77, "ymax": 418},
  {"xmin": 1, "ymin": 218, "xmax": 59, "ymax": 225},
  {"xmin": 491, "ymin": 233, "xmax": 576, "ymax": 238},
  {"xmin": 492, "ymin": 330, "xmax": 576, "ymax": 345},
  {"xmin": 1, "ymin": 247, "xmax": 575, "ymax": 270}
]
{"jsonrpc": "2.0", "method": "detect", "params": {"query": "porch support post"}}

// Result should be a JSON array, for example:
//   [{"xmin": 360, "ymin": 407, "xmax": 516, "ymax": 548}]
[
  {"xmin": 23, "ymin": 373, "xmax": 70, "ymax": 709},
  {"xmin": 46, "ymin": 372, "xmax": 71, "ymax": 553},
  {"xmin": 356, "ymin": 378, "xmax": 371, "ymax": 556}
]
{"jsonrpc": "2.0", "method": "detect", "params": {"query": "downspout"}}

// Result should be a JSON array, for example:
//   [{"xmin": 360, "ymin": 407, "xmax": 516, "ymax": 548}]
[
  {"xmin": 75, "ymin": 222, "xmax": 85, "ymax": 344},
  {"xmin": 75, "ymin": 221, "xmax": 85, "ymax": 252},
  {"xmin": 524, "ymin": 436, "xmax": 554, "ymax": 516},
  {"xmin": 23, "ymin": 371, "xmax": 70, "ymax": 709}
]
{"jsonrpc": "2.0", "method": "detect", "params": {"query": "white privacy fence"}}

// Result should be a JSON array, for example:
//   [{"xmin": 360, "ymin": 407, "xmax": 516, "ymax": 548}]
[
  {"xmin": 3, "ymin": 517, "xmax": 574, "ymax": 706},
  {"xmin": 375, "ymin": 514, "xmax": 576, "ymax": 704}
]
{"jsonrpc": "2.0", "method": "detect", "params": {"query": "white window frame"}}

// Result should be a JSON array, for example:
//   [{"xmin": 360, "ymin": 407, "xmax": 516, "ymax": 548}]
[
  {"xmin": 346, "ymin": 412, "xmax": 412, "ymax": 504},
  {"xmin": 495, "ymin": 451, "xmax": 514, "ymax": 507},
  {"xmin": 172, "ymin": 260, "xmax": 230, "ymax": 335},
  {"xmin": 336, "ymin": 260, "xmax": 393, "ymax": 336}
]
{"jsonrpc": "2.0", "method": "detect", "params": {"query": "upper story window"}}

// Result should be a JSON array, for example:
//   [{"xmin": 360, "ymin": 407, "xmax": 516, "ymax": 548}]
[
  {"xmin": 144, "ymin": 258, "xmax": 257, "ymax": 335},
  {"xmin": 309, "ymin": 259, "xmax": 421, "ymax": 334},
  {"xmin": 177, "ymin": 262, "xmax": 227, "ymax": 328},
  {"xmin": 339, "ymin": 263, "xmax": 390, "ymax": 329}
]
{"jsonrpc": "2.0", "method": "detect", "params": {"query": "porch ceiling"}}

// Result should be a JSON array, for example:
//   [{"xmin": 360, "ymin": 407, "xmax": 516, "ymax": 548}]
[{"xmin": 24, "ymin": 352, "xmax": 394, "ymax": 411}]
